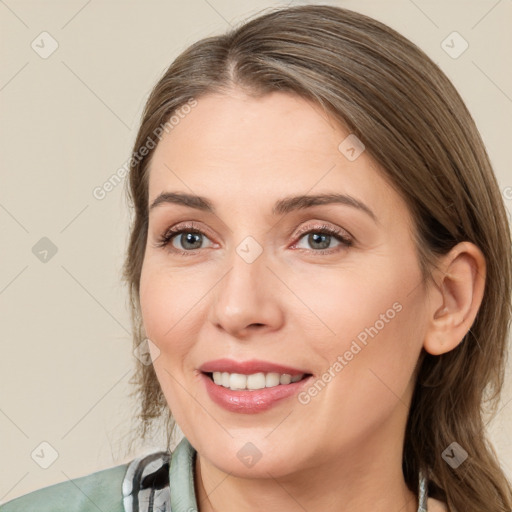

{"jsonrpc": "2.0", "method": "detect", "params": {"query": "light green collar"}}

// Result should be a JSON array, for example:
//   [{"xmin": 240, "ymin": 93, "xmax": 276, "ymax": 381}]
[{"xmin": 169, "ymin": 436, "xmax": 199, "ymax": 512}]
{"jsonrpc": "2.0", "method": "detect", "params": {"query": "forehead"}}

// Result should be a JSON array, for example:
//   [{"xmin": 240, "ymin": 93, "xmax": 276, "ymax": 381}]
[
  {"xmin": 152, "ymin": 92, "xmax": 339, "ymax": 172},
  {"xmin": 147, "ymin": 91, "xmax": 409, "ymax": 227}
]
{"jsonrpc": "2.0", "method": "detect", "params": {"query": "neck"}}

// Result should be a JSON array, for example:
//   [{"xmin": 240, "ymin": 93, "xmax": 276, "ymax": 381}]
[{"xmin": 193, "ymin": 408, "xmax": 418, "ymax": 512}]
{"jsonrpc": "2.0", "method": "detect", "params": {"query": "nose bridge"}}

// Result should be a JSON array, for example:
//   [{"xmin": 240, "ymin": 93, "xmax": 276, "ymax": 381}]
[
  {"xmin": 220, "ymin": 238, "xmax": 267, "ymax": 314},
  {"xmin": 209, "ymin": 235, "xmax": 282, "ymax": 335}
]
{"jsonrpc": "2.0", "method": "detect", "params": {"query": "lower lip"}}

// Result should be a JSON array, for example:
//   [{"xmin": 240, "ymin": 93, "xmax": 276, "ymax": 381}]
[{"xmin": 200, "ymin": 372, "xmax": 313, "ymax": 414}]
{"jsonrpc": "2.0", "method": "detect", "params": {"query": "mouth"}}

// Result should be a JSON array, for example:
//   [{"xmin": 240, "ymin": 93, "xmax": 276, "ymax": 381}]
[
  {"xmin": 199, "ymin": 370, "xmax": 314, "ymax": 414},
  {"xmin": 201, "ymin": 371, "xmax": 313, "ymax": 391}
]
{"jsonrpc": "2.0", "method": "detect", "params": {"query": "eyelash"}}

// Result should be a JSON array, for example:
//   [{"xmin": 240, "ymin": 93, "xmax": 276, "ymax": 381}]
[{"xmin": 155, "ymin": 221, "xmax": 353, "ymax": 256}]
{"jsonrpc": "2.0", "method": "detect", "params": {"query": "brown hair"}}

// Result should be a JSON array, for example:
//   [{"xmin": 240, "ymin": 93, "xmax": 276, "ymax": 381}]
[{"xmin": 122, "ymin": 5, "xmax": 512, "ymax": 510}]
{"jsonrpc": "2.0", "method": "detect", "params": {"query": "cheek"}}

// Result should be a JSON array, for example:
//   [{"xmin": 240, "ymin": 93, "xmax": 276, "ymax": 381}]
[
  {"xmin": 139, "ymin": 258, "xmax": 214, "ymax": 363},
  {"xmin": 287, "ymin": 263, "xmax": 409, "ymax": 355},
  {"xmin": 286, "ymin": 272, "xmax": 425, "ymax": 452},
  {"xmin": 139, "ymin": 262, "xmax": 191, "ymax": 350},
  {"xmin": 139, "ymin": 264, "xmax": 166, "ymax": 341},
  {"xmin": 139, "ymin": 263, "xmax": 203, "ymax": 425},
  {"xmin": 331, "ymin": 276, "xmax": 423, "ymax": 399},
  {"xmin": 291, "ymin": 257, "xmax": 424, "ymax": 389}
]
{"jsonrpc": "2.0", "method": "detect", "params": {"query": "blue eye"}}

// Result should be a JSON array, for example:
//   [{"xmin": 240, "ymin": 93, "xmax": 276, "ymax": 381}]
[
  {"xmin": 156, "ymin": 223, "xmax": 214, "ymax": 255},
  {"xmin": 156, "ymin": 222, "xmax": 353, "ymax": 256},
  {"xmin": 294, "ymin": 226, "xmax": 352, "ymax": 253}
]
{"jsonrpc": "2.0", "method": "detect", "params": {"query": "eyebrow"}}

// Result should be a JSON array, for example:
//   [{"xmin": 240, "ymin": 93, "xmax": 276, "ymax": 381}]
[{"xmin": 149, "ymin": 192, "xmax": 377, "ymax": 222}]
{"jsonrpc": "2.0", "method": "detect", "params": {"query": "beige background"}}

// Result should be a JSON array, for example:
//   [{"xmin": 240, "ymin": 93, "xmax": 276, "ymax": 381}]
[{"xmin": 1, "ymin": 0, "xmax": 511, "ymax": 502}]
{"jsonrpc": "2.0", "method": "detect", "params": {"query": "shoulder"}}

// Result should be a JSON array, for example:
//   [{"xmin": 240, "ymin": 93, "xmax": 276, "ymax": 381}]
[
  {"xmin": 0, "ymin": 450, "xmax": 172, "ymax": 512},
  {"xmin": 0, "ymin": 463, "xmax": 129, "ymax": 512}
]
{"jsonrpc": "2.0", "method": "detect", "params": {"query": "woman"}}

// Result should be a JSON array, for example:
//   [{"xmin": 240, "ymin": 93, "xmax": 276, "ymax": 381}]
[{"xmin": 2, "ymin": 4, "xmax": 511, "ymax": 512}]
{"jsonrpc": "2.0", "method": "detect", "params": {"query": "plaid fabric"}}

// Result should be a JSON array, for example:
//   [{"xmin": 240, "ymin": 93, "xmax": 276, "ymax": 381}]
[{"xmin": 122, "ymin": 451, "xmax": 171, "ymax": 512}]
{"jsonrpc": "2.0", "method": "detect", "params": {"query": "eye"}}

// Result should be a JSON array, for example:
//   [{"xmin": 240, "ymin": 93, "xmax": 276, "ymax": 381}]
[
  {"xmin": 292, "ymin": 223, "xmax": 353, "ymax": 255},
  {"xmin": 155, "ymin": 221, "xmax": 353, "ymax": 256},
  {"xmin": 155, "ymin": 222, "xmax": 215, "ymax": 255}
]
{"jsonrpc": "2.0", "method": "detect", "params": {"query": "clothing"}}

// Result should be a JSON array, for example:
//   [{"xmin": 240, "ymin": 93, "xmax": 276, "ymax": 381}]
[{"xmin": 0, "ymin": 436, "xmax": 428, "ymax": 511}]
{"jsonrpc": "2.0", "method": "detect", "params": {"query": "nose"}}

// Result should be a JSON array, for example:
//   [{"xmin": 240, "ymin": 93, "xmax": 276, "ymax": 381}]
[{"xmin": 208, "ymin": 248, "xmax": 285, "ymax": 338}]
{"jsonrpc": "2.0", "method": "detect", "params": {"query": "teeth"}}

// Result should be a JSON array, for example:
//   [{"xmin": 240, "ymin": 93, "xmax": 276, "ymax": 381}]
[{"xmin": 211, "ymin": 371, "xmax": 306, "ymax": 391}]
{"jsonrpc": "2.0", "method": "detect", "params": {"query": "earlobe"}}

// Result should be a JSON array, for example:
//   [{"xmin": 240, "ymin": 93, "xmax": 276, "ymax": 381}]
[{"xmin": 423, "ymin": 242, "xmax": 486, "ymax": 356}]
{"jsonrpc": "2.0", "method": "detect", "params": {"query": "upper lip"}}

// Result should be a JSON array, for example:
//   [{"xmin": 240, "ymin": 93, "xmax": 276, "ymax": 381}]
[{"xmin": 199, "ymin": 358, "xmax": 312, "ymax": 376}]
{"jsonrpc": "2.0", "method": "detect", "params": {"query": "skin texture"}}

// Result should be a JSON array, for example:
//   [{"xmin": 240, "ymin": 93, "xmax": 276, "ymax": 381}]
[{"xmin": 139, "ymin": 89, "xmax": 485, "ymax": 512}]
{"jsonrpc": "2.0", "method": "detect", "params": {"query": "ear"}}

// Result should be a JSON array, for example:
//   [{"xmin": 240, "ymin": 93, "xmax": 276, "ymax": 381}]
[{"xmin": 423, "ymin": 241, "xmax": 486, "ymax": 356}]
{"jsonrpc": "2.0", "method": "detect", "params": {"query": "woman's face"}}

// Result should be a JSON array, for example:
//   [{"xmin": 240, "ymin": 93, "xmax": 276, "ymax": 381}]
[{"xmin": 140, "ymin": 89, "xmax": 431, "ymax": 477}]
